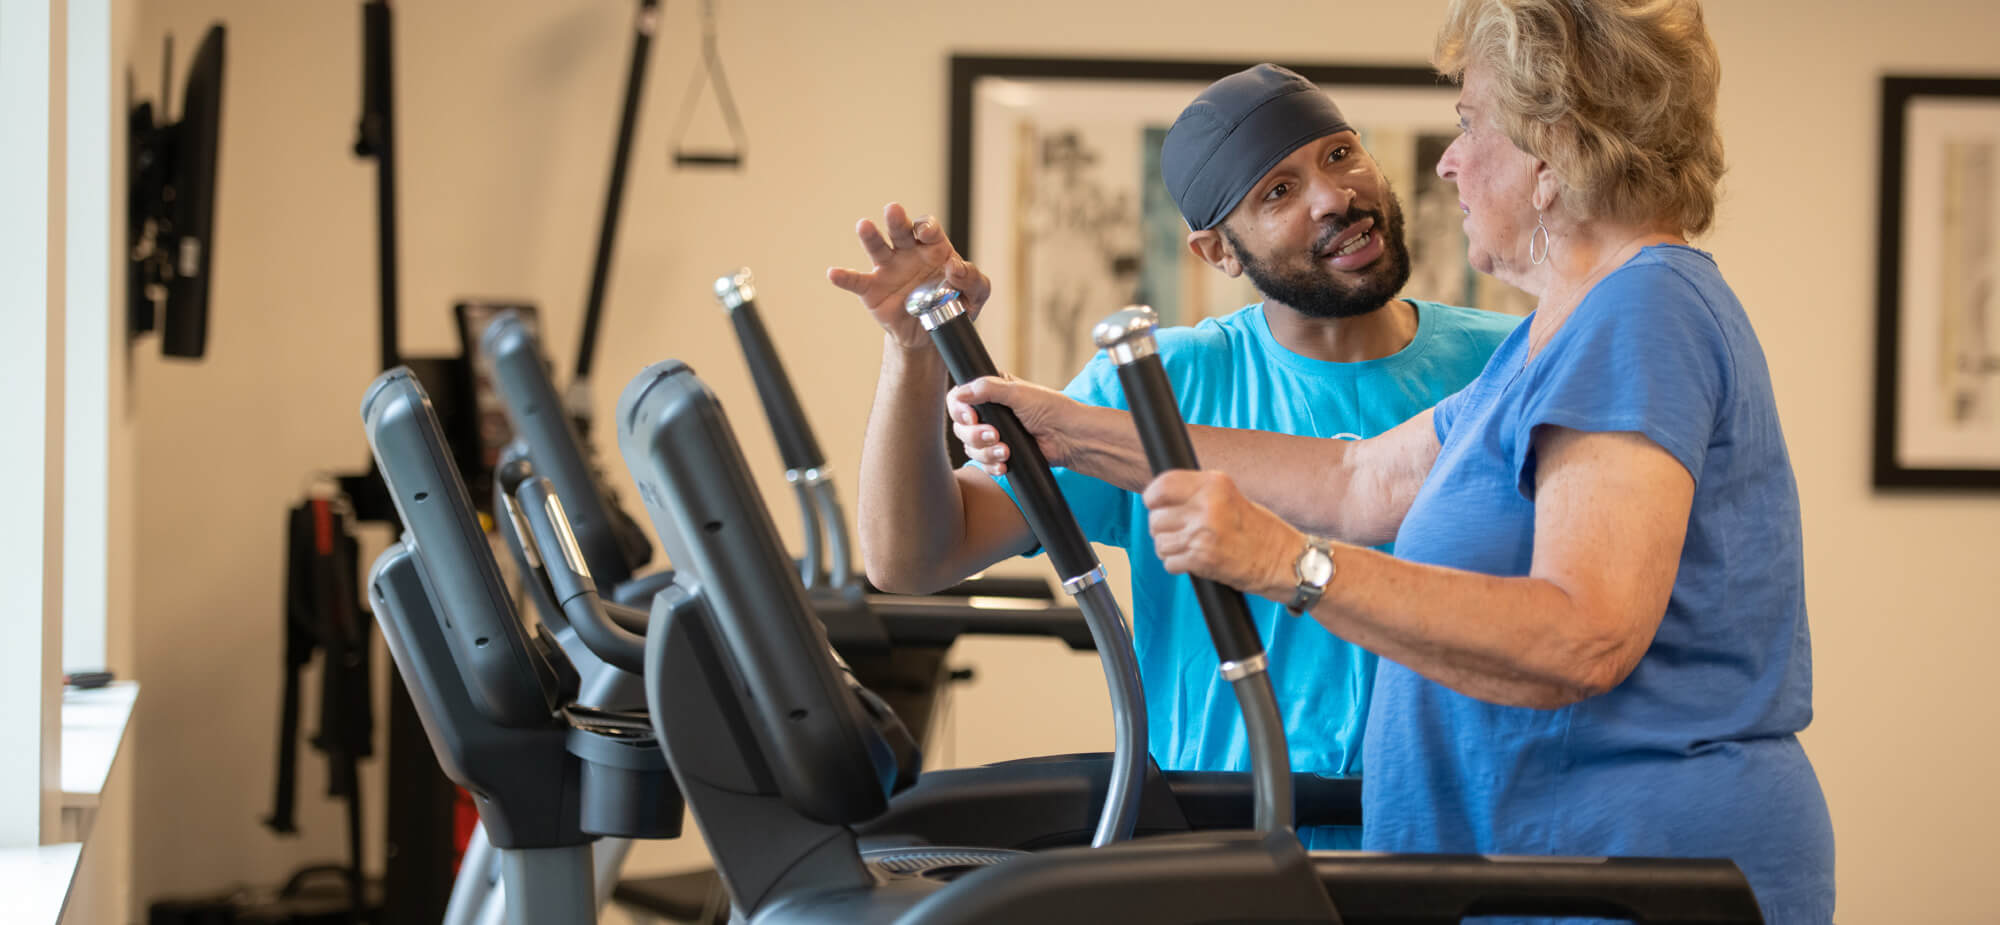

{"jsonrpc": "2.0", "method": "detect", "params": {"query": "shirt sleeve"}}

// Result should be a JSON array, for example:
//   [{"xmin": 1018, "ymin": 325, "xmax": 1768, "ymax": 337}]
[
  {"xmin": 1511, "ymin": 262, "xmax": 1731, "ymax": 499},
  {"xmin": 977, "ymin": 352, "xmax": 1137, "ymax": 551},
  {"xmin": 1432, "ymin": 384, "xmax": 1469, "ymax": 444}
]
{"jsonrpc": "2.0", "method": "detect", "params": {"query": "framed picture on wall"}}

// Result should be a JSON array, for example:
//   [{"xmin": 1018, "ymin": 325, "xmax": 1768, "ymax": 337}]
[
  {"xmin": 945, "ymin": 55, "xmax": 1531, "ymax": 388},
  {"xmin": 1874, "ymin": 75, "xmax": 2000, "ymax": 489}
]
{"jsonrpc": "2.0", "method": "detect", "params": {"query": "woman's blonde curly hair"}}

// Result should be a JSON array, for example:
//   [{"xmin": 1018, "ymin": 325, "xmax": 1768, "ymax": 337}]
[{"xmin": 1434, "ymin": 0, "xmax": 1725, "ymax": 235}]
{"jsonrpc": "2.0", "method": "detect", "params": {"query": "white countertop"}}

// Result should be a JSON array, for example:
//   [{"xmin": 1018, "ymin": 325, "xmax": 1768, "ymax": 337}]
[
  {"xmin": 60, "ymin": 680, "xmax": 139, "ymax": 806},
  {"xmin": 0, "ymin": 680, "xmax": 143, "ymax": 924},
  {"xmin": 0, "ymin": 842, "xmax": 82, "ymax": 924}
]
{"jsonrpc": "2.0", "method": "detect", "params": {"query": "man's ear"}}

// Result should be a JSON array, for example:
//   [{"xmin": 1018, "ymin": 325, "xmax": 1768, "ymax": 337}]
[{"xmin": 1187, "ymin": 229, "xmax": 1242, "ymax": 278}]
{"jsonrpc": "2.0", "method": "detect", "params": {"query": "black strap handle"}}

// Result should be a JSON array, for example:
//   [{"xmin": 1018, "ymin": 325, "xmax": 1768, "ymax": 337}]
[{"xmin": 264, "ymin": 503, "xmax": 311, "ymax": 835}]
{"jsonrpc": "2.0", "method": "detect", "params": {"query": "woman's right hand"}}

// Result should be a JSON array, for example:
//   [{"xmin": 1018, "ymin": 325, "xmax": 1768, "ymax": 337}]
[
  {"xmin": 827, "ymin": 202, "xmax": 991, "ymax": 352},
  {"xmin": 948, "ymin": 375, "xmax": 1082, "ymax": 475}
]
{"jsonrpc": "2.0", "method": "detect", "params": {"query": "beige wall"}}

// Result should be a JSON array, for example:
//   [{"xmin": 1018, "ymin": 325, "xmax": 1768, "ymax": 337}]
[
  {"xmin": 70, "ymin": 1, "xmax": 142, "ymax": 919},
  {"xmin": 112, "ymin": 1, "xmax": 1999, "ymax": 923}
]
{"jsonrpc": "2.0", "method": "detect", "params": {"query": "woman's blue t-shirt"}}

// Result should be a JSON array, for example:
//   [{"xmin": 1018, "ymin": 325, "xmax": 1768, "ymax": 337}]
[{"xmin": 1368, "ymin": 245, "xmax": 1835, "ymax": 923}]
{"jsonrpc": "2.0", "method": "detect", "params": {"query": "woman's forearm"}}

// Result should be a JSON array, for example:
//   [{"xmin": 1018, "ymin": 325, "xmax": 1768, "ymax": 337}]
[{"xmin": 1247, "ymin": 543, "xmax": 1630, "ymax": 708}]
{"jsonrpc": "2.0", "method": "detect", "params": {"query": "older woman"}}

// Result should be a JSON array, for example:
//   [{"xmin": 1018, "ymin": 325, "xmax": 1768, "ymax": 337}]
[{"xmin": 950, "ymin": 0, "xmax": 1834, "ymax": 920}]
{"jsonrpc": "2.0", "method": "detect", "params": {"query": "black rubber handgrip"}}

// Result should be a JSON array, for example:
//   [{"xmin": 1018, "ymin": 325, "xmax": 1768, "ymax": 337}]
[
  {"xmin": 1117, "ymin": 358, "xmax": 1264, "ymax": 665},
  {"xmin": 727, "ymin": 299, "xmax": 827, "ymax": 472},
  {"xmin": 925, "ymin": 314, "xmax": 1097, "ymax": 579}
]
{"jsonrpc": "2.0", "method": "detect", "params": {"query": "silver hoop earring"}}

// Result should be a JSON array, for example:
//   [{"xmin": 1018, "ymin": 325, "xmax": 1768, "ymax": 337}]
[{"xmin": 1529, "ymin": 211, "xmax": 1550, "ymax": 266}]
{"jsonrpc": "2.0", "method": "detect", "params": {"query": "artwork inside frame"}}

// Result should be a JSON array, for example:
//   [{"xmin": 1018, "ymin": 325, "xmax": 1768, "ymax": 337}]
[
  {"xmin": 1874, "ymin": 75, "xmax": 2000, "ymax": 490},
  {"xmin": 945, "ymin": 56, "xmax": 1535, "ymax": 389}
]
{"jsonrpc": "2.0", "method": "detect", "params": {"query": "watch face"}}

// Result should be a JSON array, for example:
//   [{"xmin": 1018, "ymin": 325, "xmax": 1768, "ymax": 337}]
[{"xmin": 1298, "ymin": 546, "xmax": 1334, "ymax": 586}]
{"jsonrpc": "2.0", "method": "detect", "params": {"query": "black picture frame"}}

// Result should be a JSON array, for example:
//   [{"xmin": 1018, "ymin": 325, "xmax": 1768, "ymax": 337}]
[
  {"xmin": 946, "ymin": 56, "xmax": 1450, "ymax": 256},
  {"xmin": 1873, "ymin": 75, "xmax": 2000, "ymax": 490},
  {"xmin": 945, "ymin": 55, "xmax": 1512, "ymax": 390}
]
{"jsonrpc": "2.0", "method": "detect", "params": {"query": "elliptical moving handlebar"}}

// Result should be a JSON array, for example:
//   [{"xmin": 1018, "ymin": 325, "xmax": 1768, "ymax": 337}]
[
  {"xmin": 1095, "ymin": 306, "xmax": 1292, "ymax": 834},
  {"xmin": 714, "ymin": 268, "xmax": 851, "ymax": 589},
  {"xmin": 903, "ymin": 279, "xmax": 1146, "ymax": 848},
  {"xmin": 484, "ymin": 311, "xmax": 649, "ymax": 589},
  {"xmin": 513, "ymin": 475, "xmax": 648, "ymax": 676}
]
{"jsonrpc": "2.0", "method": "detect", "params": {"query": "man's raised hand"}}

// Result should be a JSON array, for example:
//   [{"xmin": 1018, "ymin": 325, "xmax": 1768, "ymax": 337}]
[{"xmin": 827, "ymin": 202, "xmax": 991, "ymax": 351}]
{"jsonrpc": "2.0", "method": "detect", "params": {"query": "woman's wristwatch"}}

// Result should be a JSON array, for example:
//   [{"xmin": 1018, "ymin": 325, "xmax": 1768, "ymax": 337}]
[{"xmin": 1285, "ymin": 536, "xmax": 1335, "ymax": 616}]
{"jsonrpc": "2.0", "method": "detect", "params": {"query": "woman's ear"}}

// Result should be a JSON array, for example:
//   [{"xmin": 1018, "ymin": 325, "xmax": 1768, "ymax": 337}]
[
  {"xmin": 1187, "ymin": 229, "xmax": 1242, "ymax": 278},
  {"xmin": 1531, "ymin": 159, "xmax": 1562, "ymax": 214}
]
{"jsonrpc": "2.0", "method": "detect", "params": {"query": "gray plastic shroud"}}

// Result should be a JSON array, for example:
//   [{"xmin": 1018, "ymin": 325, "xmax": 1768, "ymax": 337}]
[
  {"xmin": 367, "ymin": 544, "xmax": 583, "ymax": 851},
  {"xmin": 361, "ymin": 367, "xmax": 682, "ymax": 853},
  {"xmin": 615, "ymin": 360, "xmax": 898, "ymax": 827},
  {"xmin": 640, "ymin": 581, "xmax": 885, "ymax": 917},
  {"xmin": 362, "ymin": 367, "xmax": 568, "ymax": 727},
  {"xmin": 483, "ymin": 311, "xmax": 641, "ymax": 588}
]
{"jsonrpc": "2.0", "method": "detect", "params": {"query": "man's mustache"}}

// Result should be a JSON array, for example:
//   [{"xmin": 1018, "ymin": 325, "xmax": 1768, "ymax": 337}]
[{"xmin": 1312, "ymin": 210, "xmax": 1386, "ymax": 255}]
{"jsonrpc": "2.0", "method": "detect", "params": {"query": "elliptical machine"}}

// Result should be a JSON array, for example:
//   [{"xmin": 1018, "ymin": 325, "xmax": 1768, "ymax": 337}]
[
  {"xmin": 605, "ymin": 295, "xmax": 1768, "ymax": 922},
  {"xmin": 364, "ymin": 280, "xmax": 1767, "ymax": 920},
  {"xmin": 442, "ymin": 288, "xmax": 1104, "ymax": 924},
  {"xmin": 360, "ymin": 369, "xmax": 686, "ymax": 925},
  {"xmin": 424, "ymin": 283, "xmax": 1373, "ymax": 923}
]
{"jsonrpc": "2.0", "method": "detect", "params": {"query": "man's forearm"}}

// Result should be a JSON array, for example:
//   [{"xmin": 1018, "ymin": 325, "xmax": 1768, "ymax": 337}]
[
  {"xmin": 858, "ymin": 339, "xmax": 978, "ymax": 592},
  {"xmin": 1050, "ymin": 402, "xmax": 1154, "ymax": 493},
  {"xmin": 1061, "ymin": 409, "xmax": 1378, "ymax": 543},
  {"xmin": 1181, "ymin": 424, "xmax": 1383, "ymax": 540}
]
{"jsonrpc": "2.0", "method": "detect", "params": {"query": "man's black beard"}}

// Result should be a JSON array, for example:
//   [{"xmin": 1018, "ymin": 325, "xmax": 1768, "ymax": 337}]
[{"xmin": 1223, "ymin": 191, "xmax": 1413, "ymax": 320}]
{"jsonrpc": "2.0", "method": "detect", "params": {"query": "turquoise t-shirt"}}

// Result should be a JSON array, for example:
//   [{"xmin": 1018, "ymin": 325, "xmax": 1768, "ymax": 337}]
[
  {"xmin": 992, "ymin": 299, "xmax": 1516, "ymax": 849},
  {"xmin": 1374, "ymin": 246, "xmax": 1834, "ymax": 922}
]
